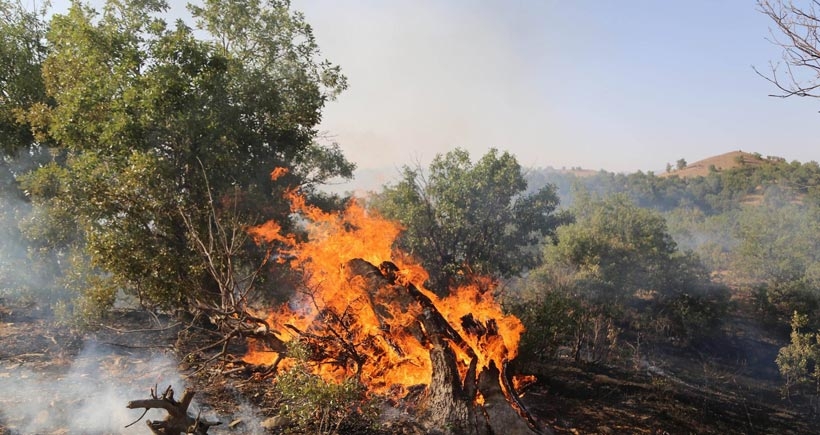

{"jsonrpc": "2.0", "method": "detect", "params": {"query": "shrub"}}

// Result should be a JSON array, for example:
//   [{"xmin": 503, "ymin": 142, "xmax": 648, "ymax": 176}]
[
  {"xmin": 274, "ymin": 341, "xmax": 379, "ymax": 434},
  {"xmin": 776, "ymin": 312, "xmax": 820, "ymax": 398}
]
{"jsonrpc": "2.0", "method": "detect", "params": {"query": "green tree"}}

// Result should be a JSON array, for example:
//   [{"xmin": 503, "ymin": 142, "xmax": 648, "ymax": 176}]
[
  {"xmin": 522, "ymin": 194, "xmax": 727, "ymax": 360},
  {"xmin": 0, "ymin": 0, "xmax": 49, "ymax": 154},
  {"xmin": 544, "ymin": 194, "xmax": 681, "ymax": 300},
  {"xmin": 734, "ymin": 203, "xmax": 820, "ymax": 323},
  {"xmin": 3, "ymin": 0, "xmax": 354, "ymax": 319},
  {"xmin": 776, "ymin": 311, "xmax": 820, "ymax": 397},
  {"xmin": 371, "ymin": 148, "xmax": 565, "ymax": 292}
]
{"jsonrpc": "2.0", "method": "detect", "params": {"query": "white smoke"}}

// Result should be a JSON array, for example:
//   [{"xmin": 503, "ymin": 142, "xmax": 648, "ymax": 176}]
[{"xmin": 0, "ymin": 341, "xmax": 188, "ymax": 434}]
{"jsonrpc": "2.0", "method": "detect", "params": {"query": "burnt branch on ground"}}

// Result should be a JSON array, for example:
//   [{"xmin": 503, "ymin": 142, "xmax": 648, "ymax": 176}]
[{"xmin": 126, "ymin": 385, "xmax": 221, "ymax": 435}]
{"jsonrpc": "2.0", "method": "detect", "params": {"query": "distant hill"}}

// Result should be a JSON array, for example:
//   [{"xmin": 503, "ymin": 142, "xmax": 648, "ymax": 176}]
[{"xmin": 661, "ymin": 150, "xmax": 775, "ymax": 178}]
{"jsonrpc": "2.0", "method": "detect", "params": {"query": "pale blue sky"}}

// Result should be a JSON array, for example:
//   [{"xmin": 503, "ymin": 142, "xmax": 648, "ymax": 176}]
[
  {"xmin": 297, "ymin": 0, "xmax": 819, "ymax": 175},
  {"xmin": 49, "ymin": 1, "xmax": 820, "ymax": 178}
]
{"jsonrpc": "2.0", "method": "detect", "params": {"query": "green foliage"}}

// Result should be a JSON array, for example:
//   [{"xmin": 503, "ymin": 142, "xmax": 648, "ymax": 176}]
[
  {"xmin": 526, "ymin": 156, "xmax": 820, "ymax": 214},
  {"xmin": 0, "ymin": 0, "xmax": 50, "ymax": 154},
  {"xmin": 274, "ymin": 341, "xmax": 379, "ymax": 434},
  {"xmin": 733, "ymin": 203, "xmax": 820, "ymax": 323},
  {"xmin": 1, "ymin": 0, "xmax": 354, "ymax": 318},
  {"xmin": 512, "ymin": 270, "xmax": 621, "ymax": 364},
  {"xmin": 734, "ymin": 203, "xmax": 819, "ymax": 283},
  {"xmin": 663, "ymin": 206, "xmax": 735, "ymax": 272},
  {"xmin": 520, "ymin": 194, "xmax": 728, "ymax": 360},
  {"xmin": 544, "ymin": 194, "xmax": 679, "ymax": 300},
  {"xmin": 52, "ymin": 248, "xmax": 119, "ymax": 328},
  {"xmin": 371, "ymin": 148, "xmax": 566, "ymax": 292},
  {"xmin": 776, "ymin": 312, "xmax": 820, "ymax": 397}
]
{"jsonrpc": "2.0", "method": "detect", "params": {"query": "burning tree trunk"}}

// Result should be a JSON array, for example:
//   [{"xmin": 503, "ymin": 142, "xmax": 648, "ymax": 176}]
[
  {"xmin": 126, "ymin": 386, "xmax": 220, "ymax": 435},
  {"xmin": 341, "ymin": 258, "xmax": 550, "ymax": 435},
  {"xmin": 242, "ymin": 182, "xmax": 550, "ymax": 433}
]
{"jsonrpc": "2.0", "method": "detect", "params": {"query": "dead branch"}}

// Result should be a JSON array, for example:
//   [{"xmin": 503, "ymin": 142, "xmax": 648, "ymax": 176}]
[
  {"xmin": 126, "ymin": 386, "xmax": 221, "ymax": 435},
  {"xmin": 344, "ymin": 258, "xmax": 548, "ymax": 434},
  {"xmin": 176, "ymin": 162, "xmax": 288, "ymax": 370},
  {"xmin": 757, "ymin": 0, "xmax": 820, "ymax": 99}
]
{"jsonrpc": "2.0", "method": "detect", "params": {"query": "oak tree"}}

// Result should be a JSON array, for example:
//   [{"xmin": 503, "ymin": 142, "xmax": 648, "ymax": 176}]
[
  {"xmin": 1, "ymin": 0, "xmax": 354, "ymax": 320},
  {"xmin": 371, "ymin": 148, "xmax": 565, "ymax": 292}
]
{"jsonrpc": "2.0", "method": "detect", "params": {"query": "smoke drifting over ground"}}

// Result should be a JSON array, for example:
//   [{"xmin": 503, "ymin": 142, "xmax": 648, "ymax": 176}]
[{"xmin": 0, "ymin": 341, "xmax": 186, "ymax": 435}]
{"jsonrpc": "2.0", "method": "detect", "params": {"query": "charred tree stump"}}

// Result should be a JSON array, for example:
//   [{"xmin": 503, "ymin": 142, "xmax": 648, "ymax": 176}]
[
  {"xmin": 427, "ymin": 341, "xmax": 487, "ymax": 435},
  {"xmin": 126, "ymin": 386, "xmax": 220, "ymax": 435},
  {"xmin": 344, "ymin": 258, "xmax": 550, "ymax": 435}
]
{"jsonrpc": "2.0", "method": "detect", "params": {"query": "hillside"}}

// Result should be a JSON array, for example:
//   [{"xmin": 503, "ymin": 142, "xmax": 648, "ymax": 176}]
[{"xmin": 661, "ymin": 150, "xmax": 773, "ymax": 178}]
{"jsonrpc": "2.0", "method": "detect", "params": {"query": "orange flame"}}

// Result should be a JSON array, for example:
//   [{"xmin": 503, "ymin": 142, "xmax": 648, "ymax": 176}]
[
  {"xmin": 244, "ymin": 187, "xmax": 524, "ymax": 395},
  {"xmin": 270, "ymin": 167, "xmax": 289, "ymax": 181},
  {"xmin": 512, "ymin": 374, "xmax": 537, "ymax": 394}
]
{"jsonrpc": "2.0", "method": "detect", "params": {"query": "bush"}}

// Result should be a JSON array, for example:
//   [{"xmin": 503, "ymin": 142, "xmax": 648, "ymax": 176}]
[
  {"xmin": 274, "ymin": 342, "xmax": 379, "ymax": 434},
  {"xmin": 776, "ymin": 312, "xmax": 820, "ymax": 398},
  {"xmin": 514, "ymin": 289, "xmax": 578, "ymax": 362},
  {"xmin": 653, "ymin": 284, "xmax": 731, "ymax": 343},
  {"xmin": 753, "ymin": 280, "xmax": 820, "ymax": 328},
  {"xmin": 513, "ymin": 275, "xmax": 621, "ymax": 366}
]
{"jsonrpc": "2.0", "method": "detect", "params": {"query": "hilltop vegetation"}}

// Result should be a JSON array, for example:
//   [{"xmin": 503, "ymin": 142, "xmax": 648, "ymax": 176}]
[{"xmin": 527, "ymin": 150, "xmax": 820, "ymax": 213}]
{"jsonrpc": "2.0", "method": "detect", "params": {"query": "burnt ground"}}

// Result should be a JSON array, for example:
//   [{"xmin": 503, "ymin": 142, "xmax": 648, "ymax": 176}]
[{"xmin": 1, "ymin": 296, "xmax": 818, "ymax": 435}]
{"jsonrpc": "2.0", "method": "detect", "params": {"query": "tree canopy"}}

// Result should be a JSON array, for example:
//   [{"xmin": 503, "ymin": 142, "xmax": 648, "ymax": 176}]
[
  {"xmin": 521, "ymin": 193, "xmax": 727, "ymax": 352},
  {"xmin": 370, "ymin": 148, "xmax": 566, "ymax": 292},
  {"xmin": 542, "ymin": 194, "xmax": 710, "ymax": 302},
  {"xmin": 0, "ymin": 0, "xmax": 354, "ymax": 319}
]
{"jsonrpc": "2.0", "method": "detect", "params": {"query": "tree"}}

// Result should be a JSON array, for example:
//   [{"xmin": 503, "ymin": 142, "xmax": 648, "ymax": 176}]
[
  {"xmin": 544, "ymin": 194, "xmax": 682, "ymax": 299},
  {"xmin": 371, "ymin": 148, "xmax": 566, "ymax": 292},
  {"xmin": 525, "ymin": 194, "xmax": 727, "ymax": 357},
  {"xmin": 0, "ymin": 0, "xmax": 49, "ymax": 154},
  {"xmin": 676, "ymin": 158, "xmax": 687, "ymax": 170},
  {"xmin": 734, "ymin": 202, "xmax": 820, "ymax": 323},
  {"xmin": 2, "ymin": 0, "xmax": 354, "ymax": 319},
  {"xmin": 776, "ymin": 311, "xmax": 820, "ymax": 397},
  {"xmin": 757, "ymin": 0, "xmax": 820, "ymax": 98}
]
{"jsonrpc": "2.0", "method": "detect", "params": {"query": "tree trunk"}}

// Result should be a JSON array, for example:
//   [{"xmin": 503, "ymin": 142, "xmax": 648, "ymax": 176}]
[{"xmin": 344, "ymin": 258, "xmax": 550, "ymax": 435}]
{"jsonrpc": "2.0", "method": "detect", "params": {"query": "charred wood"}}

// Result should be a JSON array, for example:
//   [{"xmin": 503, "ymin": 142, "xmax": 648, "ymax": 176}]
[
  {"xmin": 126, "ymin": 386, "xmax": 221, "ymax": 435},
  {"xmin": 344, "ymin": 258, "xmax": 545, "ymax": 435}
]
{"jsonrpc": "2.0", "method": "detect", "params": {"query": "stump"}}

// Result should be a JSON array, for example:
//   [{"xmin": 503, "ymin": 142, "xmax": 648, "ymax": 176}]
[{"xmin": 126, "ymin": 386, "xmax": 220, "ymax": 435}]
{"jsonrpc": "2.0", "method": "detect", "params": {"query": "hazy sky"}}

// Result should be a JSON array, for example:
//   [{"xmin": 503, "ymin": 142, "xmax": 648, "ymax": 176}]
[
  {"xmin": 48, "ymin": 1, "xmax": 820, "ymax": 178},
  {"xmin": 295, "ymin": 0, "xmax": 820, "ymax": 175}
]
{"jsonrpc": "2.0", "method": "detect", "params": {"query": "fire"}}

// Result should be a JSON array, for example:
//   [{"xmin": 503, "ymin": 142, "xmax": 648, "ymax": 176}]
[
  {"xmin": 244, "ymin": 175, "xmax": 526, "ymax": 396},
  {"xmin": 512, "ymin": 374, "xmax": 537, "ymax": 394}
]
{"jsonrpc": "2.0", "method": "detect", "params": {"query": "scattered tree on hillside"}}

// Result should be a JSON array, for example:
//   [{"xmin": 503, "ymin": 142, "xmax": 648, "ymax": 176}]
[
  {"xmin": 370, "ymin": 148, "xmax": 567, "ymax": 293},
  {"xmin": 526, "ymin": 156, "xmax": 820, "ymax": 215}
]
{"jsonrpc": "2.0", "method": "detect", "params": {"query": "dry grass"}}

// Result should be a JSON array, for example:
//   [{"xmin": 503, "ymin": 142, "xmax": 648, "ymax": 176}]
[{"xmin": 661, "ymin": 150, "xmax": 772, "ymax": 179}]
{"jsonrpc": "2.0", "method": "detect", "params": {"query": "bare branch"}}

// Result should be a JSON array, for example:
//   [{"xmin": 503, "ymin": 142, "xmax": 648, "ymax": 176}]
[{"xmin": 758, "ymin": 0, "xmax": 820, "ymax": 99}]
